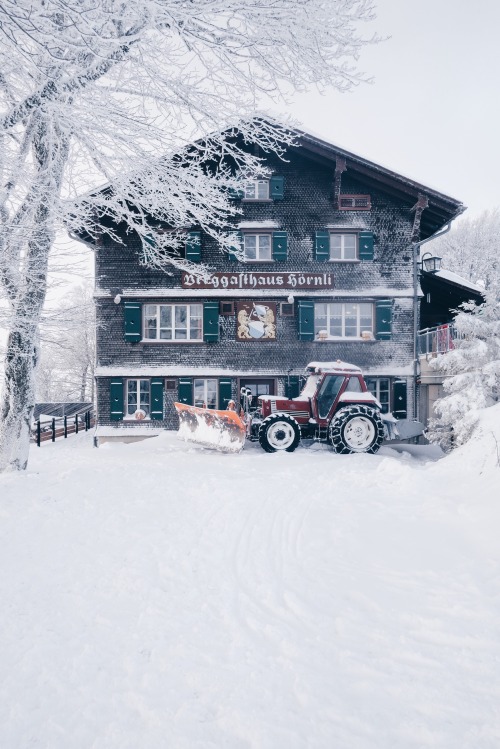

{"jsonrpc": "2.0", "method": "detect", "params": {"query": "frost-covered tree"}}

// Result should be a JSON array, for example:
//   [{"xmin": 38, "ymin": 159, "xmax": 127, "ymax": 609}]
[
  {"xmin": 427, "ymin": 295, "xmax": 500, "ymax": 450},
  {"xmin": 429, "ymin": 209, "xmax": 500, "ymax": 299},
  {"xmin": 36, "ymin": 283, "xmax": 95, "ymax": 403},
  {"xmin": 0, "ymin": 0, "xmax": 377, "ymax": 471}
]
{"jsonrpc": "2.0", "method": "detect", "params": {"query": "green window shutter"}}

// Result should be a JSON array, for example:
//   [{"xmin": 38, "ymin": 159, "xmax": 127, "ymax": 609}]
[
  {"xmin": 110, "ymin": 379, "xmax": 124, "ymax": 421},
  {"xmin": 315, "ymin": 231, "xmax": 330, "ymax": 262},
  {"xmin": 272, "ymin": 231, "xmax": 288, "ymax": 261},
  {"xmin": 393, "ymin": 380, "xmax": 407, "ymax": 419},
  {"xmin": 218, "ymin": 378, "xmax": 232, "ymax": 410},
  {"xmin": 270, "ymin": 175, "xmax": 285, "ymax": 200},
  {"xmin": 203, "ymin": 302, "xmax": 219, "ymax": 342},
  {"xmin": 124, "ymin": 303, "xmax": 142, "ymax": 342},
  {"xmin": 285, "ymin": 375, "xmax": 301, "ymax": 399},
  {"xmin": 228, "ymin": 230, "xmax": 242, "ymax": 262},
  {"xmin": 375, "ymin": 299, "xmax": 393, "ymax": 340},
  {"xmin": 359, "ymin": 231, "xmax": 374, "ymax": 261},
  {"xmin": 298, "ymin": 300, "xmax": 315, "ymax": 341},
  {"xmin": 185, "ymin": 231, "xmax": 201, "ymax": 263},
  {"xmin": 150, "ymin": 378, "xmax": 164, "ymax": 420},
  {"xmin": 178, "ymin": 378, "xmax": 193, "ymax": 405}
]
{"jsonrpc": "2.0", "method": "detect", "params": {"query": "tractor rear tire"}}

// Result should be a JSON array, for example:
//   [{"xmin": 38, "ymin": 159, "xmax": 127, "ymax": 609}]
[
  {"xmin": 329, "ymin": 405, "xmax": 384, "ymax": 455},
  {"xmin": 258, "ymin": 413, "xmax": 301, "ymax": 453}
]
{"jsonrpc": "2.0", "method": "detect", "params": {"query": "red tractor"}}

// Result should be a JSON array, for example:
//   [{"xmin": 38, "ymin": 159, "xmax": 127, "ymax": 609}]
[
  {"xmin": 175, "ymin": 361, "xmax": 422, "ymax": 454},
  {"xmin": 251, "ymin": 361, "xmax": 384, "ymax": 454}
]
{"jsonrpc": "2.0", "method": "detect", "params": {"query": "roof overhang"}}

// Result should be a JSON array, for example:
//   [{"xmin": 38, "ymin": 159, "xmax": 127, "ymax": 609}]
[{"xmin": 296, "ymin": 130, "xmax": 465, "ymax": 239}]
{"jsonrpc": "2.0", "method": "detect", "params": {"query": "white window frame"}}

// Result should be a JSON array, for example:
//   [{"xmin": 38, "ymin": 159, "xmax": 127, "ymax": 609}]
[
  {"xmin": 243, "ymin": 179, "xmax": 270, "ymax": 200},
  {"xmin": 329, "ymin": 233, "xmax": 359, "ymax": 261},
  {"xmin": 243, "ymin": 233, "xmax": 273, "ymax": 262},
  {"xmin": 193, "ymin": 378, "xmax": 218, "ymax": 409},
  {"xmin": 124, "ymin": 378, "xmax": 151, "ymax": 420},
  {"xmin": 314, "ymin": 302, "xmax": 374, "ymax": 340},
  {"xmin": 143, "ymin": 303, "xmax": 203, "ymax": 342},
  {"xmin": 365, "ymin": 377, "xmax": 390, "ymax": 414}
]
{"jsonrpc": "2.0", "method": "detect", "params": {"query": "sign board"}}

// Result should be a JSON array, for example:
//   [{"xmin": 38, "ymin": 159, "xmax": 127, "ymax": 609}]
[{"xmin": 182, "ymin": 271, "xmax": 334, "ymax": 290}]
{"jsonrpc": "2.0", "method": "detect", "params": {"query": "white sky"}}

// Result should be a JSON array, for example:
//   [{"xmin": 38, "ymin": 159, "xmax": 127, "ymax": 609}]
[{"xmin": 282, "ymin": 0, "xmax": 500, "ymax": 219}]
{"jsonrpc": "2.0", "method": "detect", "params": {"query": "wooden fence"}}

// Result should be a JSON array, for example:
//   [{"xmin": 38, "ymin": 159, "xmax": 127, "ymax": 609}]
[{"xmin": 32, "ymin": 410, "xmax": 95, "ymax": 446}]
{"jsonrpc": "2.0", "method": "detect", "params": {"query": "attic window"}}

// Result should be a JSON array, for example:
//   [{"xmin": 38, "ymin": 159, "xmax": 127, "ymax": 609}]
[{"xmin": 339, "ymin": 195, "xmax": 371, "ymax": 210}]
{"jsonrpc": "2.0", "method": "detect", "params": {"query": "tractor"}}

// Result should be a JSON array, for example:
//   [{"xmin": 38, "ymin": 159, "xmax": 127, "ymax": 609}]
[{"xmin": 174, "ymin": 360, "xmax": 423, "ymax": 454}]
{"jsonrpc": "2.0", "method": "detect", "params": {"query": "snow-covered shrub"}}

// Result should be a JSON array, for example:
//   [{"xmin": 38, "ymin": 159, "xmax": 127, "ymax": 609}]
[{"xmin": 427, "ymin": 296, "xmax": 500, "ymax": 450}]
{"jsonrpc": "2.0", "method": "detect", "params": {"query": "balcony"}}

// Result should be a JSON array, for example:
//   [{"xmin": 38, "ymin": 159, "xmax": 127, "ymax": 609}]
[{"xmin": 417, "ymin": 324, "xmax": 461, "ymax": 358}]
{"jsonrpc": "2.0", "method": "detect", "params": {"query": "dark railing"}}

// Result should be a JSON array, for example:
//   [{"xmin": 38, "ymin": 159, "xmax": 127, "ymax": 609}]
[
  {"xmin": 417, "ymin": 324, "xmax": 462, "ymax": 357},
  {"xmin": 32, "ymin": 409, "xmax": 95, "ymax": 446}
]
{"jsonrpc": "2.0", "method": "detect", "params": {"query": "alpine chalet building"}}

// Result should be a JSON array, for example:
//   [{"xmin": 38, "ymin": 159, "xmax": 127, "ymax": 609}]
[{"xmin": 83, "ymin": 127, "xmax": 464, "ymax": 443}]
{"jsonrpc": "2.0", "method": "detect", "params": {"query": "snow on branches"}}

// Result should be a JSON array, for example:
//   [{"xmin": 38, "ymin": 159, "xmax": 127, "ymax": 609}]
[{"xmin": 428, "ymin": 297, "xmax": 500, "ymax": 450}]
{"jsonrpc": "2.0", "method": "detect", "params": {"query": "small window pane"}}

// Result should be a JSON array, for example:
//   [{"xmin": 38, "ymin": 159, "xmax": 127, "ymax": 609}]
[
  {"xmin": 360, "ymin": 304, "xmax": 373, "ymax": 334},
  {"xmin": 206, "ymin": 379, "xmax": 218, "ymax": 409},
  {"xmin": 258, "ymin": 234, "xmax": 271, "ymax": 260},
  {"xmin": 145, "ymin": 314, "xmax": 157, "ymax": 339},
  {"xmin": 194, "ymin": 379, "xmax": 206, "ymax": 407},
  {"xmin": 330, "ymin": 304, "xmax": 342, "ymax": 337},
  {"xmin": 330, "ymin": 235, "xmax": 341, "ymax": 259},
  {"xmin": 244, "ymin": 235, "xmax": 257, "ymax": 260},
  {"xmin": 190, "ymin": 305, "xmax": 203, "ymax": 340},
  {"xmin": 244, "ymin": 182, "xmax": 256, "ymax": 199},
  {"xmin": 344, "ymin": 235, "xmax": 357, "ymax": 259},
  {"xmin": 256, "ymin": 181, "xmax": 269, "ymax": 199}
]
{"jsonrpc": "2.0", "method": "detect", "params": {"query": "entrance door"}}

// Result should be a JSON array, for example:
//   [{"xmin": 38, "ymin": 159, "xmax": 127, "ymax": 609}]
[{"xmin": 239, "ymin": 378, "xmax": 276, "ymax": 398}]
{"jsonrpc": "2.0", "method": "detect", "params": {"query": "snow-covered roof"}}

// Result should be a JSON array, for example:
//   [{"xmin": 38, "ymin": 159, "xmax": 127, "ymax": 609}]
[
  {"xmin": 306, "ymin": 361, "xmax": 361, "ymax": 374},
  {"xmin": 433, "ymin": 269, "xmax": 485, "ymax": 294}
]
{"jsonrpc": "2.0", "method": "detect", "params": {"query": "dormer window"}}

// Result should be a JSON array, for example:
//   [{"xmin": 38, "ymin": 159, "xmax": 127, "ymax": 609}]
[{"xmin": 243, "ymin": 179, "xmax": 269, "ymax": 200}]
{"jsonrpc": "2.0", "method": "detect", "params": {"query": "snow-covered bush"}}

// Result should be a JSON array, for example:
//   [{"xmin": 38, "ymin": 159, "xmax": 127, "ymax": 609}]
[{"xmin": 427, "ymin": 295, "xmax": 500, "ymax": 450}]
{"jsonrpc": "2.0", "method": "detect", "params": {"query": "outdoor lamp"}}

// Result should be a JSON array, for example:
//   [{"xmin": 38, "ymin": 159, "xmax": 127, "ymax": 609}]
[{"xmin": 420, "ymin": 252, "xmax": 442, "ymax": 273}]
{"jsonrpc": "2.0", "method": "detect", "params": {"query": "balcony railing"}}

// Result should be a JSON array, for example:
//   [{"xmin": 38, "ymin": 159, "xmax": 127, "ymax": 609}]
[{"xmin": 417, "ymin": 324, "xmax": 462, "ymax": 357}]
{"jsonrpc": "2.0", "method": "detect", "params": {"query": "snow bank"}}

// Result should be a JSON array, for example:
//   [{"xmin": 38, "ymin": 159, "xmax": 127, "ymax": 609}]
[{"xmin": 0, "ymin": 430, "xmax": 499, "ymax": 748}]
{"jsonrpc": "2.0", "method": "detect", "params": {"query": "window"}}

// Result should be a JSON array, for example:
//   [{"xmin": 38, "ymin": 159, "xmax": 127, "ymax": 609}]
[
  {"xmin": 143, "ymin": 304, "xmax": 203, "ymax": 341},
  {"xmin": 330, "ymin": 233, "xmax": 358, "ymax": 261},
  {"xmin": 125, "ymin": 379, "xmax": 150, "ymax": 419},
  {"xmin": 317, "ymin": 375, "xmax": 345, "ymax": 419},
  {"xmin": 365, "ymin": 378, "xmax": 390, "ymax": 413},
  {"xmin": 243, "ymin": 233, "xmax": 272, "ymax": 261},
  {"xmin": 314, "ymin": 303, "xmax": 374, "ymax": 339},
  {"xmin": 339, "ymin": 195, "xmax": 371, "ymax": 210},
  {"xmin": 243, "ymin": 180, "xmax": 269, "ymax": 200},
  {"xmin": 344, "ymin": 376, "xmax": 362, "ymax": 393},
  {"xmin": 194, "ymin": 378, "xmax": 218, "ymax": 409}
]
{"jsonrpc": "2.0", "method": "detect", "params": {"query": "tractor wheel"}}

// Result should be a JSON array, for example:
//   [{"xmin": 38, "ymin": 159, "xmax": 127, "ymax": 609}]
[
  {"xmin": 258, "ymin": 413, "xmax": 301, "ymax": 453},
  {"xmin": 329, "ymin": 405, "xmax": 384, "ymax": 455}
]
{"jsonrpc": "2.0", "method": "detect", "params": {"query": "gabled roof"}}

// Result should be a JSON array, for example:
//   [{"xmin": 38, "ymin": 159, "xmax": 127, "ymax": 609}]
[{"xmin": 295, "ymin": 129, "xmax": 464, "ymax": 239}]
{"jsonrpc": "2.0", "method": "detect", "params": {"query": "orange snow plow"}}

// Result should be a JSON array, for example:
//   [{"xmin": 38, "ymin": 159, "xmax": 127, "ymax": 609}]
[{"xmin": 174, "ymin": 402, "xmax": 247, "ymax": 453}]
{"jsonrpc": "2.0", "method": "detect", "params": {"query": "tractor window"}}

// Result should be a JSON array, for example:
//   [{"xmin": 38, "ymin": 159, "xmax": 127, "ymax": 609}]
[
  {"xmin": 345, "ymin": 377, "xmax": 362, "ymax": 393},
  {"xmin": 317, "ymin": 375, "xmax": 345, "ymax": 419}
]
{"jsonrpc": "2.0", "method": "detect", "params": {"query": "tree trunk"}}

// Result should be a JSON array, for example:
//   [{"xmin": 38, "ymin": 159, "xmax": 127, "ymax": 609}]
[
  {"xmin": 0, "ymin": 118, "xmax": 68, "ymax": 471},
  {"xmin": 80, "ymin": 364, "xmax": 88, "ymax": 402}
]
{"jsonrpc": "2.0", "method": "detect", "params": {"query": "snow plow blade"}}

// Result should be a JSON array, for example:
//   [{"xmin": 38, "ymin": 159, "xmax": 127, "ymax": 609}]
[{"xmin": 174, "ymin": 402, "xmax": 246, "ymax": 453}]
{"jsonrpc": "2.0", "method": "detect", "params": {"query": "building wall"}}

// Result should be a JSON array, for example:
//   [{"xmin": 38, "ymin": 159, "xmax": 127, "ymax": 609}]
[{"xmin": 94, "ymin": 148, "xmax": 418, "ymax": 432}]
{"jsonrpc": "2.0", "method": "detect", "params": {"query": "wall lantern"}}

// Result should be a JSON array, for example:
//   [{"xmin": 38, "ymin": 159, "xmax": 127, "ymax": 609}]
[{"xmin": 420, "ymin": 252, "xmax": 442, "ymax": 273}]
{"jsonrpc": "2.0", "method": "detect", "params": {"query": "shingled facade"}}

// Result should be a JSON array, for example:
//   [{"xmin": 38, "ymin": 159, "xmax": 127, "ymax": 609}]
[{"xmin": 89, "ymin": 128, "xmax": 464, "ymax": 443}]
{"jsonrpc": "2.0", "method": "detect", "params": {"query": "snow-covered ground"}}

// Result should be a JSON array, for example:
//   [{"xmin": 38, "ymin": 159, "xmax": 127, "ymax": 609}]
[{"xmin": 1, "ymin": 408, "xmax": 500, "ymax": 749}]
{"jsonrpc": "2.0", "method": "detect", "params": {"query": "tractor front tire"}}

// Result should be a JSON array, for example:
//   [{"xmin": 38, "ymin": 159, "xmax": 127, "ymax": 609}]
[
  {"xmin": 329, "ymin": 405, "xmax": 384, "ymax": 455},
  {"xmin": 258, "ymin": 413, "xmax": 301, "ymax": 453}
]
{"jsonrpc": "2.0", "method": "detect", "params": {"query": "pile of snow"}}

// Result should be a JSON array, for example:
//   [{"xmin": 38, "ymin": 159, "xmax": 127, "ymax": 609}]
[{"xmin": 0, "ymin": 426, "xmax": 499, "ymax": 748}]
